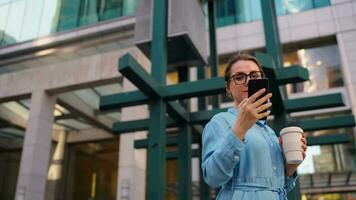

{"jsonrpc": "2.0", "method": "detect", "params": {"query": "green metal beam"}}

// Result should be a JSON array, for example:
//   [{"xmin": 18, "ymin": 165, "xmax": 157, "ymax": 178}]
[
  {"xmin": 100, "ymin": 64, "xmax": 309, "ymax": 111},
  {"xmin": 189, "ymin": 108, "xmax": 227, "ymax": 124},
  {"xmin": 197, "ymin": 65, "xmax": 211, "ymax": 200},
  {"xmin": 99, "ymin": 77, "xmax": 226, "ymax": 111},
  {"xmin": 100, "ymin": 90, "xmax": 147, "ymax": 111},
  {"xmin": 167, "ymin": 101, "xmax": 189, "ymax": 124},
  {"xmin": 307, "ymin": 133, "xmax": 352, "ymax": 146},
  {"xmin": 113, "ymin": 119, "xmax": 150, "ymax": 133},
  {"xmin": 118, "ymin": 54, "xmax": 190, "ymax": 126},
  {"xmin": 284, "ymin": 93, "xmax": 345, "ymax": 113},
  {"xmin": 134, "ymin": 134, "xmax": 201, "ymax": 149},
  {"xmin": 208, "ymin": 0, "xmax": 219, "ymax": 109},
  {"xmin": 275, "ymin": 65, "xmax": 309, "ymax": 85},
  {"xmin": 146, "ymin": 0, "xmax": 168, "ymax": 199},
  {"xmin": 112, "ymin": 108, "xmax": 226, "ymax": 134},
  {"xmin": 260, "ymin": 0, "xmax": 283, "ymax": 68},
  {"xmin": 119, "ymin": 53, "xmax": 163, "ymax": 98},
  {"xmin": 178, "ymin": 124, "xmax": 193, "ymax": 200},
  {"xmin": 295, "ymin": 115, "xmax": 356, "ymax": 132},
  {"xmin": 113, "ymin": 117, "xmax": 177, "ymax": 134},
  {"xmin": 164, "ymin": 77, "xmax": 225, "ymax": 100},
  {"xmin": 166, "ymin": 149, "xmax": 200, "ymax": 160}
]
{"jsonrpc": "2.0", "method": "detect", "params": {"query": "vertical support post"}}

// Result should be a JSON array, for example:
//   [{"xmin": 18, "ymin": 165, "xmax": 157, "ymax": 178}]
[
  {"xmin": 177, "ymin": 67, "xmax": 192, "ymax": 200},
  {"xmin": 208, "ymin": 0, "xmax": 219, "ymax": 109},
  {"xmin": 260, "ymin": 0, "xmax": 283, "ymax": 69},
  {"xmin": 178, "ymin": 124, "xmax": 192, "ymax": 200},
  {"xmin": 260, "ymin": 0, "xmax": 289, "ymax": 130},
  {"xmin": 260, "ymin": 1, "xmax": 300, "ymax": 199},
  {"xmin": 15, "ymin": 91, "xmax": 56, "ymax": 200},
  {"xmin": 147, "ymin": 0, "xmax": 168, "ymax": 199},
  {"xmin": 197, "ymin": 66, "xmax": 211, "ymax": 200}
]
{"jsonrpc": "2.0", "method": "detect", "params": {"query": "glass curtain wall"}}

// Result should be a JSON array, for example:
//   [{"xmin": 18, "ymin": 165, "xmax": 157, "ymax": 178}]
[
  {"xmin": 284, "ymin": 44, "xmax": 344, "ymax": 94},
  {"xmin": 216, "ymin": 0, "xmax": 331, "ymax": 27},
  {"xmin": 0, "ymin": 0, "xmax": 137, "ymax": 47}
]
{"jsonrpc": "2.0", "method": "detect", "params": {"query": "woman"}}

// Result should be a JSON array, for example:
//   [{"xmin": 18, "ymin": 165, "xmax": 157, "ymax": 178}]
[{"xmin": 201, "ymin": 53, "xmax": 307, "ymax": 200}]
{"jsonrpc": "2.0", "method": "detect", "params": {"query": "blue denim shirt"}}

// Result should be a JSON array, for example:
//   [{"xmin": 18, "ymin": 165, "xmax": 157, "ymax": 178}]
[{"xmin": 201, "ymin": 107, "xmax": 298, "ymax": 200}]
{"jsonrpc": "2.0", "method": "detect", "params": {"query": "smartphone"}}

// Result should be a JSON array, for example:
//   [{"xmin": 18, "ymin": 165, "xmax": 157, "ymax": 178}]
[{"xmin": 248, "ymin": 78, "xmax": 269, "ymax": 120}]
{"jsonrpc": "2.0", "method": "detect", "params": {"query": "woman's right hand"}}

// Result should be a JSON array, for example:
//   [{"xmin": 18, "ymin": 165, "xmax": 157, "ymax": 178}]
[{"xmin": 232, "ymin": 88, "xmax": 273, "ymax": 140}]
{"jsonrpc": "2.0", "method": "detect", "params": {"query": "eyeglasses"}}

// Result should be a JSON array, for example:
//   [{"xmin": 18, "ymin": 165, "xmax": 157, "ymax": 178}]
[{"xmin": 230, "ymin": 71, "xmax": 264, "ymax": 85}]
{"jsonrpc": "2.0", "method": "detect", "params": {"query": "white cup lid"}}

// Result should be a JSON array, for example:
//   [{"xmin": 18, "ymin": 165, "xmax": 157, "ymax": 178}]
[{"xmin": 280, "ymin": 126, "xmax": 303, "ymax": 135}]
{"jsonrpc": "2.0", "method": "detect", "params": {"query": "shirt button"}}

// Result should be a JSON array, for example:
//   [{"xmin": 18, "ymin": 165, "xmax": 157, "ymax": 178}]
[
  {"xmin": 273, "ymin": 166, "xmax": 277, "ymax": 170},
  {"xmin": 234, "ymin": 155, "xmax": 240, "ymax": 161}
]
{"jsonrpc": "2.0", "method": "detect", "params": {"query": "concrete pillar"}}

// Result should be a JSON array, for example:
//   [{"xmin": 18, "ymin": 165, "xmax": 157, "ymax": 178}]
[
  {"xmin": 116, "ymin": 78, "xmax": 147, "ymax": 200},
  {"xmin": 15, "ymin": 91, "xmax": 56, "ymax": 200}
]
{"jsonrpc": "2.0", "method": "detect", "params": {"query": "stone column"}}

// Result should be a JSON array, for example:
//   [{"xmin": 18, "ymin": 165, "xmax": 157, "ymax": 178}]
[{"xmin": 15, "ymin": 91, "xmax": 56, "ymax": 200}]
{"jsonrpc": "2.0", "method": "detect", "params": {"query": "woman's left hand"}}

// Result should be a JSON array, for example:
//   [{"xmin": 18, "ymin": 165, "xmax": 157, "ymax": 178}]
[{"xmin": 280, "ymin": 133, "xmax": 308, "ymax": 177}]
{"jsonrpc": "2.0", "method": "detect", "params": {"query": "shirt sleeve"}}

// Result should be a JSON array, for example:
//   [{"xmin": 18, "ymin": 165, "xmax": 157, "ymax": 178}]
[
  {"xmin": 201, "ymin": 116, "xmax": 245, "ymax": 188},
  {"xmin": 284, "ymin": 172, "xmax": 299, "ymax": 192}
]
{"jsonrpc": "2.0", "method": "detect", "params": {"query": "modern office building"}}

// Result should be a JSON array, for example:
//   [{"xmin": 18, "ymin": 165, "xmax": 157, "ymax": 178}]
[{"xmin": 0, "ymin": 0, "xmax": 356, "ymax": 200}]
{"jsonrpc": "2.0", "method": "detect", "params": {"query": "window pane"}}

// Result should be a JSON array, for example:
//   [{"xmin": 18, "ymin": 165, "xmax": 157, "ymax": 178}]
[
  {"xmin": 284, "ymin": 44, "xmax": 343, "ymax": 94},
  {"xmin": 19, "ymin": 0, "xmax": 44, "ymax": 41},
  {"xmin": 100, "ymin": 0, "xmax": 123, "ymax": 21},
  {"xmin": 122, "ymin": 0, "xmax": 136, "ymax": 16},
  {"xmin": 313, "ymin": 0, "xmax": 331, "ymax": 8},
  {"xmin": 283, "ymin": 0, "xmax": 313, "ymax": 14},
  {"xmin": 3, "ymin": 0, "xmax": 26, "ymax": 45},
  {"xmin": 57, "ymin": 0, "xmax": 80, "ymax": 32},
  {"xmin": 38, "ymin": 0, "xmax": 62, "ymax": 36},
  {"xmin": 78, "ymin": 0, "xmax": 99, "ymax": 27},
  {"xmin": 216, "ymin": 0, "xmax": 331, "ymax": 27},
  {"xmin": 0, "ymin": 2, "xmax": 10, "ymax": 46},
  {"xmin": 274, "ymin": 0, "xmax": 287, "ymax": 15},
  {"xmin": 250, "ymin": 0, "xmax": 262, "ymax": 21}
]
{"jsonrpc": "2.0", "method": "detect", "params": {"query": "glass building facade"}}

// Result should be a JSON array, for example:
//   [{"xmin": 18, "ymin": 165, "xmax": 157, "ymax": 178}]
[
  {"xmin": 0, "ymin": 0, "xmax": 331, "ymax": 48},
  {"xmin": 0, "ymin": 0, "xmax": 137, "ymax": 47},
  {"xmin": 216, "ymin": 0, "xmax": 331, "ymax": 27}
]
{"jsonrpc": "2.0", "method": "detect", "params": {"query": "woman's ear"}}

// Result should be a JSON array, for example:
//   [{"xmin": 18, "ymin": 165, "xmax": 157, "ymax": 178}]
[{"xmin": 226, "ymin": 84, "xmax": 232, "ymax": 99}]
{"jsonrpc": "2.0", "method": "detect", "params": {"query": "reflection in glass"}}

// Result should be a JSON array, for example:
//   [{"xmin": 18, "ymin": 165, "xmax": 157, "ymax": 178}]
[
  {"xmin": 79, "ymin": 0, "xmax": 99, "ymax": 27},
  {"xmin": 0, "ymin": 0, "xmax": 137, "ymax": 48},
  {"xmin": 284, "ymin": 44, "xmax": 343, "ymax": 94},
  {"xmin": 283, "ymin": 0, "xmax": 313, "ymax": 14},
  {"xmin": 20, "ymin": 0, "xmax": 44, "ymax": 41},
  {"xmin": 39, "ymin": 0, "xmax": 62, "ymax": 36},
  {"xmin": 0, "ymin": 3, "xmax": 10, "ymax": 46},
  {"xmin": 100, "ymin": 0, "xmax": 123, "ymax": 21},
  {"xmin": 3, "ymin": 0, "xmax": 26, "ymax": 45},
  {"xmin": 216, "ymin": 0, "xmax": 331, "ymax": 27},
  {"xmin": 298, "ymin": 128, "xmax": 355, "ymax": 175}
]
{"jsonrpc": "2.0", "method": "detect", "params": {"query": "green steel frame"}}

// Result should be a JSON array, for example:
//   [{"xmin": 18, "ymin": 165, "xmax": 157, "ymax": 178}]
[{"xmin": 98, "ymin": 1, "xmax": 356, "ymax": 200}]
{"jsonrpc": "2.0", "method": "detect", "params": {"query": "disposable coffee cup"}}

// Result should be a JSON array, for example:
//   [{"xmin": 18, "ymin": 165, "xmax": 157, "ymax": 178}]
[{"xmin": 280, "ymin": 126, "xmax": 303, "ymax": 164}]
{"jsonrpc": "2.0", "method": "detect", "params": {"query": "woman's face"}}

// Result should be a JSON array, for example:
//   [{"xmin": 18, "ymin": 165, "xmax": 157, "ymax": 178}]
[{"xmin": 227, "ymin": 60, "xmax": 261, "ymax": 105}]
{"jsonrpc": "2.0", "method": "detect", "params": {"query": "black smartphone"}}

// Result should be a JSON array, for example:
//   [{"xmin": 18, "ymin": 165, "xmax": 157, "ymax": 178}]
[{"xmin": 248, "ymin": 78, "xmax": 269, "ymax": 120}]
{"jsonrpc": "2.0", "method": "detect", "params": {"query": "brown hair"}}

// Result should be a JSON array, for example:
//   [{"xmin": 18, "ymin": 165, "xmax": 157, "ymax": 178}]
[{"xmin": 224, "ymin": 53, "xmax": 264, "ymax": 83}]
